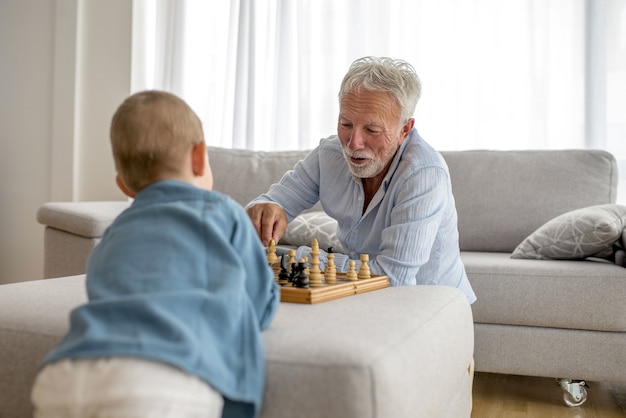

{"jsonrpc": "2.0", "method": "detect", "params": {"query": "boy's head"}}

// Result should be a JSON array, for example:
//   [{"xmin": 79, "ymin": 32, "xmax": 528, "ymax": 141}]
[{"xmin": 110, "ymin": 90, "xmax": 211, "ymax": 195}]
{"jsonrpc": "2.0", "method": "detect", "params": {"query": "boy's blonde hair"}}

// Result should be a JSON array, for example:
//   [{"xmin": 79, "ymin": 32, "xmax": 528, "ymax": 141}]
[{"xmin": 110, "ymin": 90, "xmax": 204, "ymax": 193}]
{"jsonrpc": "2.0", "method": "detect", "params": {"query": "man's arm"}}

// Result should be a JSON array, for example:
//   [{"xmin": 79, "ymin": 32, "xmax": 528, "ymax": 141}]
[
  {"xmin": 246, "ymin": 146, "xmax": 323, "ymax": 245},
  {"xmin": 233, "ymin": 204, "xmax": 280, "ymax": 330}
]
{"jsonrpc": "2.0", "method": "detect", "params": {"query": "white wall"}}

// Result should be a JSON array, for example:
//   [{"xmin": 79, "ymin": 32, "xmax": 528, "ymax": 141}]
[{"xmin": 0, "ymin": 0, "xmax": 131, "ymax": 284}]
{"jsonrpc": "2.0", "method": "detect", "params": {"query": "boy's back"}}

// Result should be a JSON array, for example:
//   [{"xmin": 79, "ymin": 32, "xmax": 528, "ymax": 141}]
[{"xmin": 31, "ymin": 91, "xmax": 280, "ymax": 418}]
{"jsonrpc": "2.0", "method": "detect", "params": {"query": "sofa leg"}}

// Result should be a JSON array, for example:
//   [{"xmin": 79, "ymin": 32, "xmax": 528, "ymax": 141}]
[{"xmin": 557, "ymin": 378, "xmax": 588, "ymax": 407}]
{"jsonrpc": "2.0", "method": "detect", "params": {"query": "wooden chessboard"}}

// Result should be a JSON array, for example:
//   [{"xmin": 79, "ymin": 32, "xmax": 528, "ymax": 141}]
[{"xmin": 273, "ymin": 270, "xmax": 389, "ymax": 304}]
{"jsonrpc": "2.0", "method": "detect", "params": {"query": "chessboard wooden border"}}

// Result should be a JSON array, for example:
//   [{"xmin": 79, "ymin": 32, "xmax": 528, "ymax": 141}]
[{"xmin": 277, "ymin": 275, "xmax": 389, "ymax": 304}]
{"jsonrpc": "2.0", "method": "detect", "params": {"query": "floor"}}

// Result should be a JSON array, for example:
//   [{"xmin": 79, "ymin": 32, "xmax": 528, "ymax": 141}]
[{"xmin": 471, "ymin": 372, "xmax": 626, "ymax": 418}]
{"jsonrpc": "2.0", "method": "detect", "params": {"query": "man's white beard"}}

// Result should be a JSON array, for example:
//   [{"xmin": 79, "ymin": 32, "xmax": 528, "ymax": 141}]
[{"xmin": 342, "ymin": 144, "xmax": 398, "ymax": 179}]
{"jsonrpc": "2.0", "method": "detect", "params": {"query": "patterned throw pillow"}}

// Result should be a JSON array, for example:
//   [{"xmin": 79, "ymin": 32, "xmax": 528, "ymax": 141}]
[
  {"xmin": 511, "ymin": 204, "xmax": 626, "ymax": 260},
  {"xmin": 280, "ymin": 211, "xmax": 343, "ymax": 252}
]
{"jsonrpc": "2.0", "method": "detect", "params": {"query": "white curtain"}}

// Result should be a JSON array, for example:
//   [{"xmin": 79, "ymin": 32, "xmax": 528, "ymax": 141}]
[{"xmin": 132, "ymin": 0, "xmax": 625, "ymax": 158}]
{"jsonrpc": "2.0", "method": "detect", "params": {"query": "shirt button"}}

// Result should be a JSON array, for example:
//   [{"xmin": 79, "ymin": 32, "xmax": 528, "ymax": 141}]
[{"xmin": 358, "ymin": 196, "xmax": 363, "ymax": 201}]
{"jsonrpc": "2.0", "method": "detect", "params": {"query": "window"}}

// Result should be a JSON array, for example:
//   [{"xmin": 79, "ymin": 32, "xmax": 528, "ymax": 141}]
[{"xmin": 133, "ymin": 0, "xmax": 626, "ymax": 201}]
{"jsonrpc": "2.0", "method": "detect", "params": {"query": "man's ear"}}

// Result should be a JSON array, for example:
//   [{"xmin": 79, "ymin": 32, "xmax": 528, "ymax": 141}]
[
  {"xmin": 191, "ymin": 141, "xmax": 207, "ymax": 177},
  {"xmin": 401, "ymin": 118, "xmax": 415, "ymax": 140},
  {"xmin": 116, "ymin": 174, "xmax": 136, "ymax": 198}
]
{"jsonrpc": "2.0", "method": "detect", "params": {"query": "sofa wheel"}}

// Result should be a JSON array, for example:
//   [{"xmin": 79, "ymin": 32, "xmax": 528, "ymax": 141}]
[{"xmin": 557, "ymin": 378, "xmax": 588, "ymax": 407}]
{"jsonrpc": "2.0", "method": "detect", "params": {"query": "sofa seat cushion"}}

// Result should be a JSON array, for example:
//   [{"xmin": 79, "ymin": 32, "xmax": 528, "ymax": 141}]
[{"xmin": 463, "ymin": 252, "xmax": 626, "ymax": 332}]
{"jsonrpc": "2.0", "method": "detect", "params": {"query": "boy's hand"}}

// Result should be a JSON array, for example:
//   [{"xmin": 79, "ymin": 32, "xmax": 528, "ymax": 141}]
[{"xmin": 247, "ymin": 203, "xmax": 288, "ymax": 247}]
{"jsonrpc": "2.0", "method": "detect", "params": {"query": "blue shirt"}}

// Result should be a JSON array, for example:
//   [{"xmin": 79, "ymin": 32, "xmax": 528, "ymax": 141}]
[
  {"xmin": 249, "ymin": 130, "xmax": 476, "ymax": 303},
  {"xmin": 42, "ymin": 180, "xmax": 281, "ymax": 418}
]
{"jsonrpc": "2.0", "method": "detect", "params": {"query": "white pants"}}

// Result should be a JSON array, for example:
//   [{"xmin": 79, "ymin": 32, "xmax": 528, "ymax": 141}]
[{"xmin": 31, "ymin": 358, "xmax": 224, "ymax": 418}]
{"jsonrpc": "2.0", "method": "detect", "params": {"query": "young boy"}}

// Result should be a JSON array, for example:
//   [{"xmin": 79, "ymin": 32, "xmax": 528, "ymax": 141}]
[{"xmin": 31, "ymin": 91, "xmax": 281, "ymax": 418}]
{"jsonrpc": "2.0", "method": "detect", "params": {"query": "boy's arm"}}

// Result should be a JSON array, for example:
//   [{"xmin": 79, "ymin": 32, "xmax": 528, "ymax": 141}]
[{"xmin": 234, "ymin": 204, "xmax": 280, "ymax": 330}]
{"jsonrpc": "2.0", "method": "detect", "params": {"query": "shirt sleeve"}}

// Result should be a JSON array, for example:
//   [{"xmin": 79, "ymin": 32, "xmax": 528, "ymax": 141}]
[
  {"xmin": 246, "ymin": 147, "xmax": 322, "ymax": 221},
  {"xmin": 231, "ymin": 203, "xmax": 280, "ymax": 330}
]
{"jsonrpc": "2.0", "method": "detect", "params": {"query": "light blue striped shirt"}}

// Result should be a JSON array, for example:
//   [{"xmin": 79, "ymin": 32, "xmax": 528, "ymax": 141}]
[{"xmin": 249, "ymin": 129, "xmax": 476, "ymax": 303}]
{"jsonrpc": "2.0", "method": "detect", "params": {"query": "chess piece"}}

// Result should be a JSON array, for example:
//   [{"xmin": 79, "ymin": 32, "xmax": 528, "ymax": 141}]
[
  {"xmin": 346, "ymin": 260, "xmax": 358, "ymax": 281},
  {"xmin": 309, "ymin": 239, "xmax": 323, "ymax": 287},
  {"xmin": 324, "ymin": 251, "xmax": 337, "ymax": 284},
  {"xmin": 299, "ymin": 257, "xmax": 310, "ymax": 276},
  {"xmin": 288, "ymin": 249, "xmax": 297, "ymax": 273},
  {"xmin": 278, "ymin": 254, "xmax": 290, "ymax": 286},
  {"xmin": 357, "ymin": 254, "xmax": 371, "ymax": 280},
  {"xmin": 267, "ymin": 239, "xmax": 278, "ymax": 264},
  {"xmin": 293, "ymin": 262, "xmax": 310, "ymax": 288}
]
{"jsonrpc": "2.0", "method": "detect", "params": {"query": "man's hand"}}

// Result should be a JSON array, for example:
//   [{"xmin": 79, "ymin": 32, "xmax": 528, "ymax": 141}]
[{"xmin": 247, "ymin": 203, "xmax": 288, "ymax": 247}]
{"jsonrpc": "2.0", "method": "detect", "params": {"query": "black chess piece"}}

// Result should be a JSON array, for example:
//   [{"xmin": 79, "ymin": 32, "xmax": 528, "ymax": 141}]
[
  {"xmin": 278, "ymin": 255, "xmax": 290, "ymax": 285},
  {"xmin": 289, "ymin": 263, "xmax": 298, "ymax": 284},
  {"xmin": 292, "ymin": 262, "xmax": 309, "ymax": 289}
]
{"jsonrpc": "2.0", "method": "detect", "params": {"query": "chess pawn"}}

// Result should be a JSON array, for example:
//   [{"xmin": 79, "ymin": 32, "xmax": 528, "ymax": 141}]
[
  {"xmin": 309, "ymin": 239, "xmax": 323, "ymax": 287},
  {"xmin": 293, "ymin": 262, "xmax": 310, "ymax": 289},
  {"xmin": 267, "ymin": 239, "xmax": 279, "ymax": 264},
  {"xmin": 299, "ymin": 257, "xmax": 310, "ymax": 276},
  {"xmin": 346, "ymin": 260, "xmax": 358, "ymax": 281},
  {"xmin": 288, "ymin": 249, "xmax": 297, "ymax": 273},
  {"xmin": 278, "ymin": 255, "xmax": 290, "ymax": 286},
  {"xmin": 278, "ymin": 269, "xmax": 290, "ymax": 286},
  {"xmin": 357, "ymin": 254, "xmax": 371, "ymax": 280},
  {"xmin": 324, "ymin": 252, "xmax": 337, "ymax": 284}
]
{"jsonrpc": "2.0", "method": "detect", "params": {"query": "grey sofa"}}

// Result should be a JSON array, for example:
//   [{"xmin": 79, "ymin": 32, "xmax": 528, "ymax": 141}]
[{"xmin": 26, "ymin": 146, "xmax": 626, "ymax": 406}]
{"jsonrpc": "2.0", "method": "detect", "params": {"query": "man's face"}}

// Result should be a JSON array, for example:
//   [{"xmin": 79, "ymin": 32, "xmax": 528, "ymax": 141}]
[{"xmin": 337, "ymin": 90, "xmax": 409, "ymax": 179}]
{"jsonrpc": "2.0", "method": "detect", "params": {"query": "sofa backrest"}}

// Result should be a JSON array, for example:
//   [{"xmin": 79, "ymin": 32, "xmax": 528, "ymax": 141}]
[
  {"xmin": 442, "ymin": 149, "xmax": 618, "ymax": 252},
  {"xmin": 208, "ymin": 146, "xmax": 315, "ymax": 209},
  {"xmin": 209, "ymin": 146, "xmax": 619, "ymax": 253}
]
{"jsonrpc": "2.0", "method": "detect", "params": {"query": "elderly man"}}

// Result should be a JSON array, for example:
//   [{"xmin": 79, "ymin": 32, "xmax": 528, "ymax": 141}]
[{"xmin": 247, "ymin": 56, "xmax": 476, "ymax": 303}]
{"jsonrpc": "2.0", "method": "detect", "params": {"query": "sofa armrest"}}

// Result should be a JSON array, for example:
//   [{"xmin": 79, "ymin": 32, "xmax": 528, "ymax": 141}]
[
  {"xmin": 37, "ymin": 201, "xmax": 130, "ymax": 278},
  {"xmin": 37, "ymin": 201, "xmax": 131, "ymax": 239}
]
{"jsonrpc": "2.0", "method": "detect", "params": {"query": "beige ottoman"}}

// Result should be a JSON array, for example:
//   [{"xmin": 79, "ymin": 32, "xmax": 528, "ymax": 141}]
[{"xmin": 0, "ymin": 276, "xmax": 474, "ymax": 418}]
